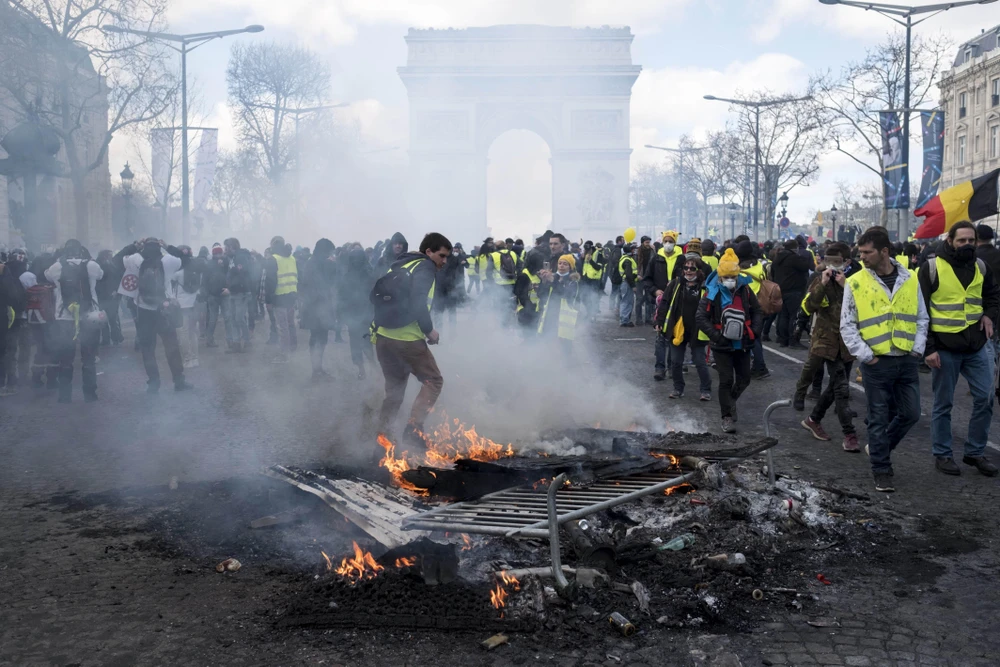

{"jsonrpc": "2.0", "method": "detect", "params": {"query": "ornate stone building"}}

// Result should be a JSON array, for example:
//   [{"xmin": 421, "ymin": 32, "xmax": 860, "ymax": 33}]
[
  {"xmin": 398, "ymin": 25, "xmax": 641, "ymax": 244},
  {"xmin": 938, "ymin": 25, "xmax": 1000, "ymax": 189},
  {"xmin": 0, "ymin": 5, "xmax": 112, "ymax": 251}
]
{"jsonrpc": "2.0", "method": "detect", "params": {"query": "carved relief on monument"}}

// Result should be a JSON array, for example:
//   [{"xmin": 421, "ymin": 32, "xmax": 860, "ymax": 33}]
[
  {"xmin": 571, "ymin": 110, "xmax": 622, "ymax": 140},
  {"xmin": 414, "ymin": 111, "xmax": 470, "ymax": 142},
  {"xmin": 577, "ymin": 166, "xmax": 615, "ymax": 226}
]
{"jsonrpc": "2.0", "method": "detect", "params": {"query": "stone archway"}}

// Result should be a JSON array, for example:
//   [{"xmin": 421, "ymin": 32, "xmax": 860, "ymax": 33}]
[{"xmin": 399, "ymin": 25, "xmax": 641, "ymax": 245}]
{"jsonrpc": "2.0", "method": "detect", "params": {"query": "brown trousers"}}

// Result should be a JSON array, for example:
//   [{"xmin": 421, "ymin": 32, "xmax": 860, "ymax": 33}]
[{"xmin": 376, "ymin": 337, "xmax": 444, "ymax": 432}]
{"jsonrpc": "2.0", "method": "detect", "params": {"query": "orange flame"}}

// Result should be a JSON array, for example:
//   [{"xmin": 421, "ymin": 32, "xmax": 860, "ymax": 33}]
[
  {"xmin": 651, "ymin": 452, "xmax": 680, "ymax": 466},
  {"xmin": 321, "ymin": 550, "xmax": 332, "ymax": 571},
  {"xmin": 491, "ymin": 570, "xmax": 521, "ymax": 610},
  {"xmin": 334, "ymin": 541, "xmax": 384, "ymax": 584},
  {"xmin": 377, "ymin": 433, "xmax": 428, "ymax": 496},
  {"xmin": 664, "ymin": 483, "xmax": 695, "ymax": 496},
  {"xmin": 498, "ymin": 570, "xmax": 520, "ymax": 590},
  {"xmin": 394, "ymin": 556, "xmax": 417, "ymax": 568},
  {"xmin": 461, "ymin": 534, "xmax": 472, "ymax": 551}
]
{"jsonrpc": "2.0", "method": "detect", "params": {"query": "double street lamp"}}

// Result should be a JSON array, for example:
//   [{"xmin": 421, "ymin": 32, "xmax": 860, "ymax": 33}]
[
  {"xmin": 817, "ymin": 0, "xmax": 997, "ymax": 239},
  {"xmin": 703, "ymin": 94, "xmax": 811, "ymax": 242},
  {"xmin": 102, "ymin": 23, "xmax": 264, "ymax": 244},
  {"xmin": 120, "ymin": 162, "xmax": 134, "ymax": 237}
]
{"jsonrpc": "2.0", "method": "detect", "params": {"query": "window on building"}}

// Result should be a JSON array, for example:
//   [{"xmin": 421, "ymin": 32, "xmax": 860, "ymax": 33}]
[
  {"xmin": 964, "ymin": 49, "xmax": 972, "ymax": 63},
  {"xmin": 959, "ymin": 91, "xmax": 968, "ymax": 117},
  {"xmin": 959, "ymin": 135, "xmax": 967, "ymax": 165},
  {"xmin": 976, "ymin": 86, "xmax": 982, "ymax": 106},
  {"xmin": 991, "ymin": 125, "xmax": 999, "ymax": 158},
  {"xmin": 993, "ymin": 78, "xmax": 1000, "ymax": 106},
  {"xmin": 975, "ymin": 134, "xmax": 981, "ymax": 154}
]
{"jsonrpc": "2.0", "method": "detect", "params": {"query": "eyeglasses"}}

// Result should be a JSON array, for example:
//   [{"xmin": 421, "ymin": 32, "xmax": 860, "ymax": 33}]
[{"xmin": 683, "ymin": 267, "xmax": 697, "ymax": 272}]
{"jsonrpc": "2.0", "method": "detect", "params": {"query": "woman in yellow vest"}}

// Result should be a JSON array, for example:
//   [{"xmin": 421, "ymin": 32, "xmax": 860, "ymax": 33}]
[
  {"xmin": 538, "ymin": 254, "xmax": 580, "ymax": 355},
  {"xmin": 514, "ymin": 253, "xmax": 544, "ymax": 334},
  {"xmin": 267, "ymin": 236, "xmax": 298, "ymax": 363},
  {"xmin": 655, "ymin": 257, "xmax": 712, "ymax": 401}
]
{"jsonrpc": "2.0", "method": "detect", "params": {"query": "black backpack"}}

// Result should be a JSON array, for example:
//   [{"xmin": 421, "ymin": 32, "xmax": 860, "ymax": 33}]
[
  {"xmin": 59, "ymin": 259, "xmax": 94, "ymax": 314},
  {"xmin": 138, "ymin": 259, "xmax": 166, "ymax": 304},
  {"xmin": 499, "ymin": 251, "xmax": 517, "ymax": 281},
  {"xmin": 370, "ymin": 259, "xmax": 421, "ymax": 328}
]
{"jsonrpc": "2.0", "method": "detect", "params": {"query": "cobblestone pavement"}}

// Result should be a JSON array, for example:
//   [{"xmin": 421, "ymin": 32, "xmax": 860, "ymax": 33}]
[{"xmin": 2, "ymin": 309, "xmax": 998, "ymax": 666}]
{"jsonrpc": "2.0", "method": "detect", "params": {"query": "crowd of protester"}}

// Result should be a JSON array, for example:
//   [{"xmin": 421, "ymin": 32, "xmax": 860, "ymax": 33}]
[{"xmin": 1, "ymin": 220, "xmax": 998, "ymax": 493}]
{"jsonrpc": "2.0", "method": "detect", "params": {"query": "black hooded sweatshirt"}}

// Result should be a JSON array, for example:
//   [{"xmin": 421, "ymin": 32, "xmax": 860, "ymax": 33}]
[
  {"xmin": 919, "ymin": 241, "xmax": 1000, "ymax": 356},
  {"xmin": 376, "ymin": 232, "xmax": 409, "ymax": 277}
]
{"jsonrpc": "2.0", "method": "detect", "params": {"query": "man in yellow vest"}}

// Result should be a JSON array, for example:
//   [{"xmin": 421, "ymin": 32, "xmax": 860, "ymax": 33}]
[
  {"xmin": 374, "ymin": 233, "xmax": 452, "ymax": 449},
  {"xmin": 841, "ymin": 227, "xmax": 929, "ymax": 493},
  {"xmin": 918, "ymin": 221, "xmax": 1000, "ymax": 477},
  {"xmin": 266, "ymin": 236, "xmax": 298, "ymax": 364},
  {"xmin": 618, "ymin": 244, "xmax": 638, "ymax": 327}
]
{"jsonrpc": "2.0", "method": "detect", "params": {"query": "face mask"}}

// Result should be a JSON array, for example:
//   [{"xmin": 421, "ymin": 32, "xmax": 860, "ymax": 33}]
[
  {"xmin": 665, "ymin": 243, "xmax": 675, "ymax": 253},
  {"xmin": 557, "ymin": 270, "xmax": 570, "ymax": 277},
  {"xmin": 827, "ymin": 262, "xmax": 844, "ymax": 273},
  {"xmin": 722, "ymin": 278, "xmax": 737, "ymax": 290},
  {"xmin": 956, "ymin": 245, "xmax": 976, "ymax": 261}
]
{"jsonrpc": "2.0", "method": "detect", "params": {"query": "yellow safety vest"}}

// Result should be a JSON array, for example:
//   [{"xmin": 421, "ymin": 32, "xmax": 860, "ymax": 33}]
[
  {"xmin": 274, "ymin": 254, "xmax": 298, "ymax": 296},
  {"xmin": 618, "ymin": 255, "xmax": 637, "ymax": 280},
  {"xmin": 517, "ymin": 269, "xmax": 541, "ymax": 313},
  {"xmin": 740, "ymin": 262, "xmax": 766, "ymax": 295},
  {"xmin": 702, "ymin": 255, "xmax": 719, "ymax": 272},
  {"xmin": 376, "ymin": 259, "xmax": 435, "ymax": 342},
  {"xmin": 476, "ymin": 254, "xmax": 489, "ymax": 279},
  {"xmin": 847, "ymin": 268, "xmax": 920, "ymax": 355},
  {"xmin": 491, "ymin": 250, "xmax": 516, "ymax": 285},
  {"xmin": 582, "ymin": 254, "xmax": 602, "ymax": 280},
  {"xmin": 800, "ymin": 290, "xmax": 829, "ymax": 318},
  {"xmin": 658, "ymin": 246, "xmax": 683, "ymax": 282},
  {"xmin": 928, "ymin": 257, "xmax": 984, "ymax": 333},
  {"xmin": 662, "ymin": 283, "xmax": 709, "ymax": 341},
  {"xmin": 538, "ymin": 284, "xmax": 578, "ymax": 340}
]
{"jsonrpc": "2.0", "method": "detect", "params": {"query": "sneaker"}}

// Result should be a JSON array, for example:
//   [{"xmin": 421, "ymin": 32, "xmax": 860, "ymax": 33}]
[
  {"xmin": 792, "ymin": 394, "xmax": 805, "ymax": 411},
  {"xmin": 721, "ymin": 416, "xmax": 735, "ymax": 433},
  {"xmin": 801, "ymin": 418, "xmax": 831, "ymax": 441},
  {"xmin": 653, "ymin": 371, "xmax": 666, "ymax": 382},
  {"xmin": 761, "ymin": 333, "xmax": 771, "ymax": 342},
  {"xmin": 174, "ymin": 382, "xmax": 194, "ymax": 392},
  {"xmin": 668, "ymin": 390, "xmax": 683, "ymax": 399},
  {"xmin": 873, "ymin": 473, "xmax": 895, "ymax": 492},
  {"xmin": 182, "ymin": 360, "xmax": 197, "ymax": 369},
  {"xmin": 789, "ymin": 341, "xmax": 807, "ymax": 350},
  {"xmin": 961, "ymin": 455, "xmax": 999, "ymax": 477},
  {"xmin": 206, "ymin": 341, "xmax": 218, "ymax": 348},
  {"xmin": 806, "ymin": 387, "xmax": 823, "ymax": 401},
  {"xmin": 934, "ymin": 456, "xmax": 961, "ymax": 476},
  {"xmin": 842, "ymin": 434, "xmax": 861, "ymax": 453},
  {"xmin": 699, "ymin": 392, "xmax": 711, "ymax": 402},
  {"xmin": 751, "ymin": 369, "xmax": 771, "ymax": 380}
]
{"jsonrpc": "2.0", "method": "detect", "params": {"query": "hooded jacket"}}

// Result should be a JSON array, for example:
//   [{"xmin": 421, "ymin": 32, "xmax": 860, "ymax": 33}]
[
  {"xmin": 771, "ymin": 244, "xmax": 813, "ymax": 294},
  {"xmin": 339, "ymin": 248, "xmax": 375, "ymax": 324},
  {"xmin": 377, "ymin": 251, "xmax": 437, "ymax": 338},
  {"xmin": 300, "ymin": 240, "xmax": 337, "ymax": 330},
  {"xmin": 696, "ymin": 272, "xmax": 762, "ymax": 352},
  {"xmin": 375, "ymin": 232, "xmax": 409, "ymax": 277},
  {"xmin": 642, "ymin": 245, "xmax": 684, "ymax": 299},
  {"xmin": 804, "ymin": 267, "xmax": 854, "ymax": 362}
]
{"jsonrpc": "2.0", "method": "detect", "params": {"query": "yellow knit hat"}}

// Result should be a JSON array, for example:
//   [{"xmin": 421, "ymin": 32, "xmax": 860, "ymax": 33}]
[
  {"xmin": 558, "ymin": 253, "xmax": 576, "ymax": 270},
  {"xmin": 717, "ymin": 248, "xmax": 740, "ymax": 278},
  {"xmin": 662, "ymin": 230, "xmax": 678, "ymax": 243}
]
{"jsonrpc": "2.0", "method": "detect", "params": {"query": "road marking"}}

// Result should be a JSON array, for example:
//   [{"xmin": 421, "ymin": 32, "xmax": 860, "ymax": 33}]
[
  {"xmin": 988, "ymin": 441, "xmax": 1000, "ymax": 453},
  {"xmin": 615, "ymin": 338, "xmax": 647, "ymax": 341},
  {"xmin": 762, "ymin": 345, "xmax": 865, "ymax": 394}
]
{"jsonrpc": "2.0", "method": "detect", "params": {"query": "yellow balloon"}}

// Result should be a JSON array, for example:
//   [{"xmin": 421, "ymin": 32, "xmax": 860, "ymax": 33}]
[{"xmin": 623, "ymin": 227, "xmax": 637, "ymax": 243}]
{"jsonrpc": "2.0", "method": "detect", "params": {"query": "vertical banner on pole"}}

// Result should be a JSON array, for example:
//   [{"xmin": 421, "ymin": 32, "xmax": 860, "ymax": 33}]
[
  {"xmin": 880, "ymin": 111, "xmax": 910, "ymax": 209},
  {"xmin": 744, "ymin": 163, "xmax": 752, "ymax": 233},
  {"xmin": 916, "ymin": 110, "xmax": 944, "ymax": 209},
  {"xmin": 192, "ymin": 129, "xmax": 219, "ymax": 217},
  {"xmin": 150, "ymin": 128, "xmax": 175, "ymax": 207}
]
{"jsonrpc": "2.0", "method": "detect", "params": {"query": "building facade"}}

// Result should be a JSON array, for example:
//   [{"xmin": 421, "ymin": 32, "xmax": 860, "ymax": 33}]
[{"xmin": 938, "ymin": 25, "xmax": 1000, "ymax": 190}]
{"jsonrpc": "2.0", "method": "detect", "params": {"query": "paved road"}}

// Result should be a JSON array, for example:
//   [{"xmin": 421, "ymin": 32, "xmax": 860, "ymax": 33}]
[{"xmin": 1, "ymin": 305, "xmax": 998, "ymax": 666}]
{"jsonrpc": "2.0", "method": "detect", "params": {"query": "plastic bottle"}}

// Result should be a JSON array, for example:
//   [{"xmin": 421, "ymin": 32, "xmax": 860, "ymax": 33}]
[
  {"xmin": 705, "ymin": 553, "xmax": 746, "ymax": 570},
  {"xmin": 658, "ymin": 533, "xmax": 696, "ymax": 551}
]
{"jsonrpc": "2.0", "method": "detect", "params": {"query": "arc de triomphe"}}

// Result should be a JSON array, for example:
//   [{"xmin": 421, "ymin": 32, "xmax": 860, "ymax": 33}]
[{"xmin": 398, "ymin": 25, "xmax": 641, "ymax": 245}]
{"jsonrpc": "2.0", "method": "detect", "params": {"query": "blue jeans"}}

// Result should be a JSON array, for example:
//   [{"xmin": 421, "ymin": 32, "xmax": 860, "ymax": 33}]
[
  {"xmin": 618, "ymin": 283, "xmax": 634, "ymax": 325},
  {"xmin": 751, "ymin": 336, "xmax": 767, "ymax": 372},
  {"xmin": 223, "ymin": 293, "xmax": 250, "ymax": 344},
  {"xmin": 860, "ymin": 355, "xmax": 921, "ymax": 474},
  {"xmin": 931, "ymin": 345, "xmax": 994, "ymax": 459},
  {"xmin": 671, "ymin": 341, "xmax": 711, "ymax": 394}
]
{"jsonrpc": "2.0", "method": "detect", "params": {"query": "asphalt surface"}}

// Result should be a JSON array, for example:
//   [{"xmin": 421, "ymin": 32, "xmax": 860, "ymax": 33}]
[{"xmin": 1, "ymin": 299, "xmax": 998, "ymax": 666}]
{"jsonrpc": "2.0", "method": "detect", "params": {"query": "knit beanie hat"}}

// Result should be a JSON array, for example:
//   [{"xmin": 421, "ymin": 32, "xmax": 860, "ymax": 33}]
[
  {"xmin": 686, "ymin": 238, "xmax": 702, "ymax": 256},
  {"xmin": 735, "ymin": 240, "xmax": 755, "ymax": 262},
  {"xmin": 662, "ymin": 230, "xmax": 678, "ymax": 243},
  {"xmin": 212, "ymin": 243, "xmax": 224, "ymax": 256},
  {"xmin": 717, "ymin": 248, "xmax": 740, "ymax": 278},
  {"xmin": 558, "ymin": 253, "xmax": 576, "ymax": 270}
]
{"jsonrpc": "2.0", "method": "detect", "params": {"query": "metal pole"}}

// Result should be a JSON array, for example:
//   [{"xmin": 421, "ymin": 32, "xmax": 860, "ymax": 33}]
[
  {"xmin": 901, "ymin": 15, "xmax": 912, "ymax": 241},
  {"xmin": 753, "ymin": 105, "xmax": 761, "ymax": 243},
  {"xmin": 547, "ymin": 474, "xmax": 572, "ymax": 595},
  {"xmin": 762, "ymin": 399, "xmax": 790, "ymax": 487},
  {"xmin": 180, "ymin": 41, "xmax": 190, "ymax": 245},
  {"xmin": 294, "ymin": 113, "xmax": 301, "ymax": 227}
]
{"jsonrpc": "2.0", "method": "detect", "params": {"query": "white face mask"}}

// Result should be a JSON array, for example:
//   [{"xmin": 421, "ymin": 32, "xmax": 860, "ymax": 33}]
[
  {"xmin": 722, "ymin": 278, "xmax": 737, "ymax": 290},
  {"xmin": 557, "ymin": 270, "xmax": 570, "ymax": 277},
  {"xmin": 665, "ymin": 242, "xmax": 675, "ymax": 253}
]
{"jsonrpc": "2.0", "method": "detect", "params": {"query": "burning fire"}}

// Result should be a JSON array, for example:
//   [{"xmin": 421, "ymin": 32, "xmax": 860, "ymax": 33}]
[
  {"xmin": 652, "ymin": 452, "xmax": 680, "ymax": 466},
  {"xmin": 394, "ymin": 556, "xmax": 417, "ymax": 568},
  {"xmin": 378, "ymin": 416, "xmax": 515, "ymax": 494},
  {"xmin": 461, "ymin": 534, "xmax": 472, "ymax": 551},
  {"xmin": 321, "ymin": 550, "xmax": 332, "ymax": 570},
  {"xmin": 490, "ymin": 570, "xmax": 521, "ymax": 610},
  {"xmin": 334, "ymin": 541, "xmax": 384, "ymax": 584},
  {"xmin": 664, "ymin": 482, "xmax": 695, "ymax": 496}
]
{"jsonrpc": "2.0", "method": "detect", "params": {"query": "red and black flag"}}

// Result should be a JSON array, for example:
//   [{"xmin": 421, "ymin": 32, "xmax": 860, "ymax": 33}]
[{"xmin": 913, "ymin": 168, "xmax": 1000, "ymax": 239}]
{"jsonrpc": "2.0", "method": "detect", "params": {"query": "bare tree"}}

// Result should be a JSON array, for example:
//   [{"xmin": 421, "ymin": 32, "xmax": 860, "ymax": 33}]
[
  {"xmin": 226, "ymin": 41, "xmax": 331, "ymax": 185},
  {"xmin": 730, "ymin": 90, "xmax": 828, "ymax": 237},
  {"xmin": 629, "ymin": 162, "xmax": 674, "ymax": 240},
  {"xmin": 686, "ymin": 130, "xmax": 741, "ymax": 239},
  {"xmin": 813, "ymin": 31, "xmax": 951, "ymax": 181},
  {"xmin": 0, "ymin": 0, "xmax": 176, "ymax": 245}
]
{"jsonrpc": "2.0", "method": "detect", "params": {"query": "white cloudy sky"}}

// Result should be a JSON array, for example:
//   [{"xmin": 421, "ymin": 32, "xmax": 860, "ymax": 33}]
[{"xmin": 109, "ymin": 0, "xmax": 1000, "ymax": 241}]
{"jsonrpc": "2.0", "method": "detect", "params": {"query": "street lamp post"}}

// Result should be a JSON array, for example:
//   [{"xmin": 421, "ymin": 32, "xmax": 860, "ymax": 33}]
[
  {"xmin": 703, "ymin": 93, "xmax": 812, "ymax": 243},
  {"xmin": 816, "ymin": 0, "xmax": 996, "ymax": 240},
  {"xmin": 644, "ymin": 144, "xmax": 703, "ymax": 238},
  {"xmin": 778, "ymin": 191, "xmax": 789, "ymax": 238},
  {"xmin": 830, "ymin": 204, "xmax": 839, "ymax": 241},
  {"xmin": 101, "ymin": 23, "xmax": 264, "ymax": 245},
  {"xmin": 120, "ymin": 162, "xmax": 134, "ymax": 238}
]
